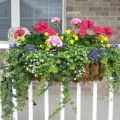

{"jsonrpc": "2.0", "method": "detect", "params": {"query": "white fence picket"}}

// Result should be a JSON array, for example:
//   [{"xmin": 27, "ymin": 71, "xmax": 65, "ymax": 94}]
[
  {"xmin": 92, "ymin": 81, "xmax": 98, "ymax": 120},
  {"xmin": 76, "ymin": 83, "xmax": 81, "ymax": 120},
  {"xmin": 0, "ymin": 97, "xmax": 2, "ymax": 120},
  {"xmin": 60, "ymin": 83, "xmax": 65, "ymax": 120},
  {"xmin": 13, "ymin": 88, "xmax": 18, "ymax": 120},
  {"xmin": 44, "ymin": 82, "xmax": 49, "ymax": 120},
  {"xmin": 28, "ymin": 82, "xmax": 33, "ymax": 120},
  {"xmin": 0, "ymin": 73, "xmax": 2, "ymax": 120},
  {"xmin": 108, "ymin": 84, "xmax": 114, "ymax": 120}
]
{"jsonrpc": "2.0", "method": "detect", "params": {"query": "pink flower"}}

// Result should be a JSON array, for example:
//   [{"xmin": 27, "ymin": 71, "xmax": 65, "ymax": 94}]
[
  {"xmin": 79, "ymin": 20, "xmax": 88, "ymax": 29},
  {"xmin": 103, "ymin": 26, "xmax": 112, "ymax": 38},
  {"xmin": 78, "ymin": 29, "xmax": 87, "ymax": 36},
  {"xmin": 46, "ymin": 28, "xmax": 56, "ymax": 36},
  {"xmin": 93, "ymin": 26, "xmax": 104, "ymax": 35},
  {"xmin": 51, "ymin": 17, "xmax": 60, "ymax": 23},
  {"xmin": 33, "ymin": 21, "xmax": 48, "ymax": 34},
  {"xmin": 71, "ymin": 18, "xmax": 81, "ymax": 26},
  {"xmin": 48, "ymin": 35, "xmax": 63, "ymax": 47},
  {"xmin": 14, "ymin": 29, "xmax": 25, "ymax": 38},
  {"xmin": 87, "ymin": 20, "xmax": 94, "ymax": 29}
]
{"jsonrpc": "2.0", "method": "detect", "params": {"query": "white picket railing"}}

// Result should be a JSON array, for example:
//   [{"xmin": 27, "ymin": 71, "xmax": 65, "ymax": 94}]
[{"xmin": 0, "ymin": 43, "xmax": 114, "ymax": 120}]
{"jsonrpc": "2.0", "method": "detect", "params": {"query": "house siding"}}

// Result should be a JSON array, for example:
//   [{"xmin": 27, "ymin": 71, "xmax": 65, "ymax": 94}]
[{"xmin": 66, "ymin": 0, "xmax": 120, "ymax": 43}]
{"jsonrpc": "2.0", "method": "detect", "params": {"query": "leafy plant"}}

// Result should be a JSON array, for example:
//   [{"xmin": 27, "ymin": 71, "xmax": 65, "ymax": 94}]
[{"xmin": 0, "ymin": 17, "xmax": 120, "ymax": 120}]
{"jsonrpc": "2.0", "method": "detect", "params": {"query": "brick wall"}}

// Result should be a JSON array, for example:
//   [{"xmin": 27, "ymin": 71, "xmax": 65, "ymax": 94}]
[{"xmin": 66, "ymin": 0, "xmax": 120, "ymax": 43}]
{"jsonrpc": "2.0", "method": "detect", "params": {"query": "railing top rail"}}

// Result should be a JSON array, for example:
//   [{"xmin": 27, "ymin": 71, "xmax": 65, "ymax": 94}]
[{"xmin": 0, "ymin": 42, "xmax": 9, "ymax": 49}]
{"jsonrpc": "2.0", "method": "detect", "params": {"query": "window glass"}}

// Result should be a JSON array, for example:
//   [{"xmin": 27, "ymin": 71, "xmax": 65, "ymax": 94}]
[
  {"xmin": 0, "ymin": 0, "xmax": 11, "ymax": 41},
  {"xmin": 20, "ymin": 0, "xmax": 62, "ymax": 31}
]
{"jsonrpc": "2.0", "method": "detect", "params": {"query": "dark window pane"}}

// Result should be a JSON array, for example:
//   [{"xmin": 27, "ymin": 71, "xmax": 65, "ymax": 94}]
[
  {"xmin": 0, "ymin": 0, "xmax": 11, "ymax": 41},
  {"xmin": 20, "ymin": 0, "xmax": 62, "ymax": 31}
]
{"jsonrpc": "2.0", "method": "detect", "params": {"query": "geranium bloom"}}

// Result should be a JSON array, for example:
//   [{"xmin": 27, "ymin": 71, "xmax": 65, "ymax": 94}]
[
  {"xmin": 93, "ymin": 26, "xmax": 104, "ymax": 35},
  {"xmin": 79, "ymin": 20, "xmax": 88, "ymax": 29},
  {"xmin": 14, "ymin": 29, "xmax": 25, "ymax": 38},
  {"xmin": 103, "ymin": 26, "xmax": 112, "ymax": 38},
  {"xmin": 78, "ymin": 29, "xmax": 87, "ymax": 36},
  {"xmin": 87, "ymin": 20, "xmax": 94, "ymax": 29},
  {"xmin": 48, "ymin": 35, "xmax": 63, "ymax": 47},
  {"xmin": 51, "ymin": 17, "xmax": 60, "ymax": 23},
  {"xmin": 33, "ymin": 21, "xmax": 48, "ymax": 34},
  {"xmin": 71, "ymin": 18, "xmax": 81, "ymax": 26},
  {"xmin": 46, "ymin": 28, "xmax": 56, "ymax": 35}
]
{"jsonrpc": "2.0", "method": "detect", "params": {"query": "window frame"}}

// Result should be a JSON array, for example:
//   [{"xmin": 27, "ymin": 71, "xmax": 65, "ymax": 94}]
[{"xmin": 0, "ymin": 0, "xmax": 66, "ymax": 44}]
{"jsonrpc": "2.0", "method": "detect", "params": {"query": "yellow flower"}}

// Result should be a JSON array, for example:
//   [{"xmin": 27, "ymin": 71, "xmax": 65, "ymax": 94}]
[
  {"xmin": 70, "ymin": 40, "xmax": 74, "ymax": 45},
  {"xmin": 60, "ymin": 36, "xmax": 64, "ymax": 40},
  {"xmin": 40, "ymin": 45, "xmax": 44, "ymax": 49},
  {"xmin": 102, "ymin": 44, "xmax": 105, "ymax": 48},
  {"xmin": 45, "ymin": 39, "xmax": 51, "ymax": 48},
  {"xmin": 56, "ymin": 33, "xmax": 59, "ymax": 36},
  {"xmin": 104, "ymin": 37, "xmax": 108, "ymax": 42},
  {"xmin": 107, "ymin": 44, "xmax": 111, "ymax": 48},
  {"xmin": 74, "ymin": 36, "xmax": 78, "ymax": 41},
  {"xmin": 45, "ymin": 47, "xmax": 50, "ymax": 51},
  {"xmin": 21, "ymin": 36, "xmax": 25, "ymax": 41},
  {"xmin": 16, "ymin": 36, "xmax": 25, "ymax": 41},
  {"xmin": 44, "ymin": 32, "xmax": 49, "ymax": 36},
  {"xmin": 100, "ymin": 40, "xmax": 104, "ymax": 43},
  {"xmin": 16, "ymin": 36, "xmax": 21, "ymax": 40},
  {"xmin": 66, "ymin": 29, "xmax": 71, "ymax": 34},
  {"xmin": 100, "ymin": 35, "xmax": 104, "ymax": 39}
]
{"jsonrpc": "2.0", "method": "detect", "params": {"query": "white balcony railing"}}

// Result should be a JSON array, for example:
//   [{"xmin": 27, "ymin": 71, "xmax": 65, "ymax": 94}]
[{"xmin": 0, "ymin": 44, "xmax": 114, "ymax": 120}]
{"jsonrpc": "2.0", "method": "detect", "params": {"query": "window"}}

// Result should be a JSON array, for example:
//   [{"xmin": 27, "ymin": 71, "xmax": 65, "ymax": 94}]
[
  {"xmin": 0, "ymin": 0, "xmax": 64, "ymax": 41},
  {"xmin": 0, "ymin": 0, "xmax": 11, "ymax": 41},
  {"xmin": 20, "ymin": 0, "xmax": 62, "ymax": 31}
]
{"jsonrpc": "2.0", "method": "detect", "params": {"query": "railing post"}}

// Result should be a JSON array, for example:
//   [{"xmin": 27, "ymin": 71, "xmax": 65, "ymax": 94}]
[
  {"xmin": 11, "ymin": 0, "xmax": 20, "ymax": 119},
  {"xmin": 76, "ymin": 82, "xmax": 81, "ymax": 120},
  {"xmin": 108, "ymin": 84, "xmax": 114, "ymax": 120},
  {"xmin": 92, "ymin": 81, "xmax": 98, "ymax": 120},
  {"xmin": 12, "ymin": 87, "xmax": 18, "ymax": 120},
  {"xmin": 28, "ymin": 82, "xmax": 33, "ymax": 120},
  {"xmin": 44, "ymin": 82, "xmax": 49, "ymax": 120},
  {"xmin": 60, "ymin": 83, "xmax": 65, "ymax": 120},
  {"xmin": 0, "ymin": 71, "xmax": 2, "ymax": 120}
]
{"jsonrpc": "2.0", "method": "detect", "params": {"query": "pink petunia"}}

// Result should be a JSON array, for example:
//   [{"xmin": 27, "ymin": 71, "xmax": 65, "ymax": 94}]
[
  {"xmin": 71, "ymin": 18, "xmax": 81, "ymax": 26},
  {"xmin": 51, "ymin": 17, "xmax": 60, "ymax": 23},
  {"xmin": 48, "ymin": 35, "xmax": 63, "ymax": 47},
  {"xmin": 103, "ymin": 26, "xmax": 112, "ymax": 38}
]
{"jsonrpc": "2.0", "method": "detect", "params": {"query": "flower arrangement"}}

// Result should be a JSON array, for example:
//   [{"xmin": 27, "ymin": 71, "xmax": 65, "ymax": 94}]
[{"xmin": 0, "ymin": 17, "xmax": 120, "ymax": 119}]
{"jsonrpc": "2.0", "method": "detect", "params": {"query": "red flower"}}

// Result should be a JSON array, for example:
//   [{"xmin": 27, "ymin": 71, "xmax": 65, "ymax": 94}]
[
  {"xmin": 79, "ymin": 20, "xmax": 88, "ymax": 29},
  {"xmin": 33, "ymin": 21, "xmax": 48, "ymax": 34},
  {"xmin": 103, "ymin": 26, "xmax": 112, "ymax": 38},
  {"xmin": 47, "ymin": 28, "xmax": 56, "ymax": 35},
  {"xmin": 87, "ymin": 20, "xmax": 94, "ymax": 29},
  {"xmin": 78, "ymin": 29, "xmax": 87, "ymax": 36},
  {"xmin": 14, "ymin": 29, "xmax": 25, "ymax": 38},
  {"xmin": 93, "ymin": 26, "xmax": 104, "ymax": 35}
]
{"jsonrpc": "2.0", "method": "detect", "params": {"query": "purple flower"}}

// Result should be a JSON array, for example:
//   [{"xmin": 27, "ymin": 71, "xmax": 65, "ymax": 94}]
[
  {"xmin": 111, "ymin": 44, "xmax": 120, "ymax": 49},
  {"xmin": 9, "ymin": 43, "xmax": 17, "ymax": 49},
  {"xmin": 25, "ymin": 45, "xmax": 35, "ymax": 51}
]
